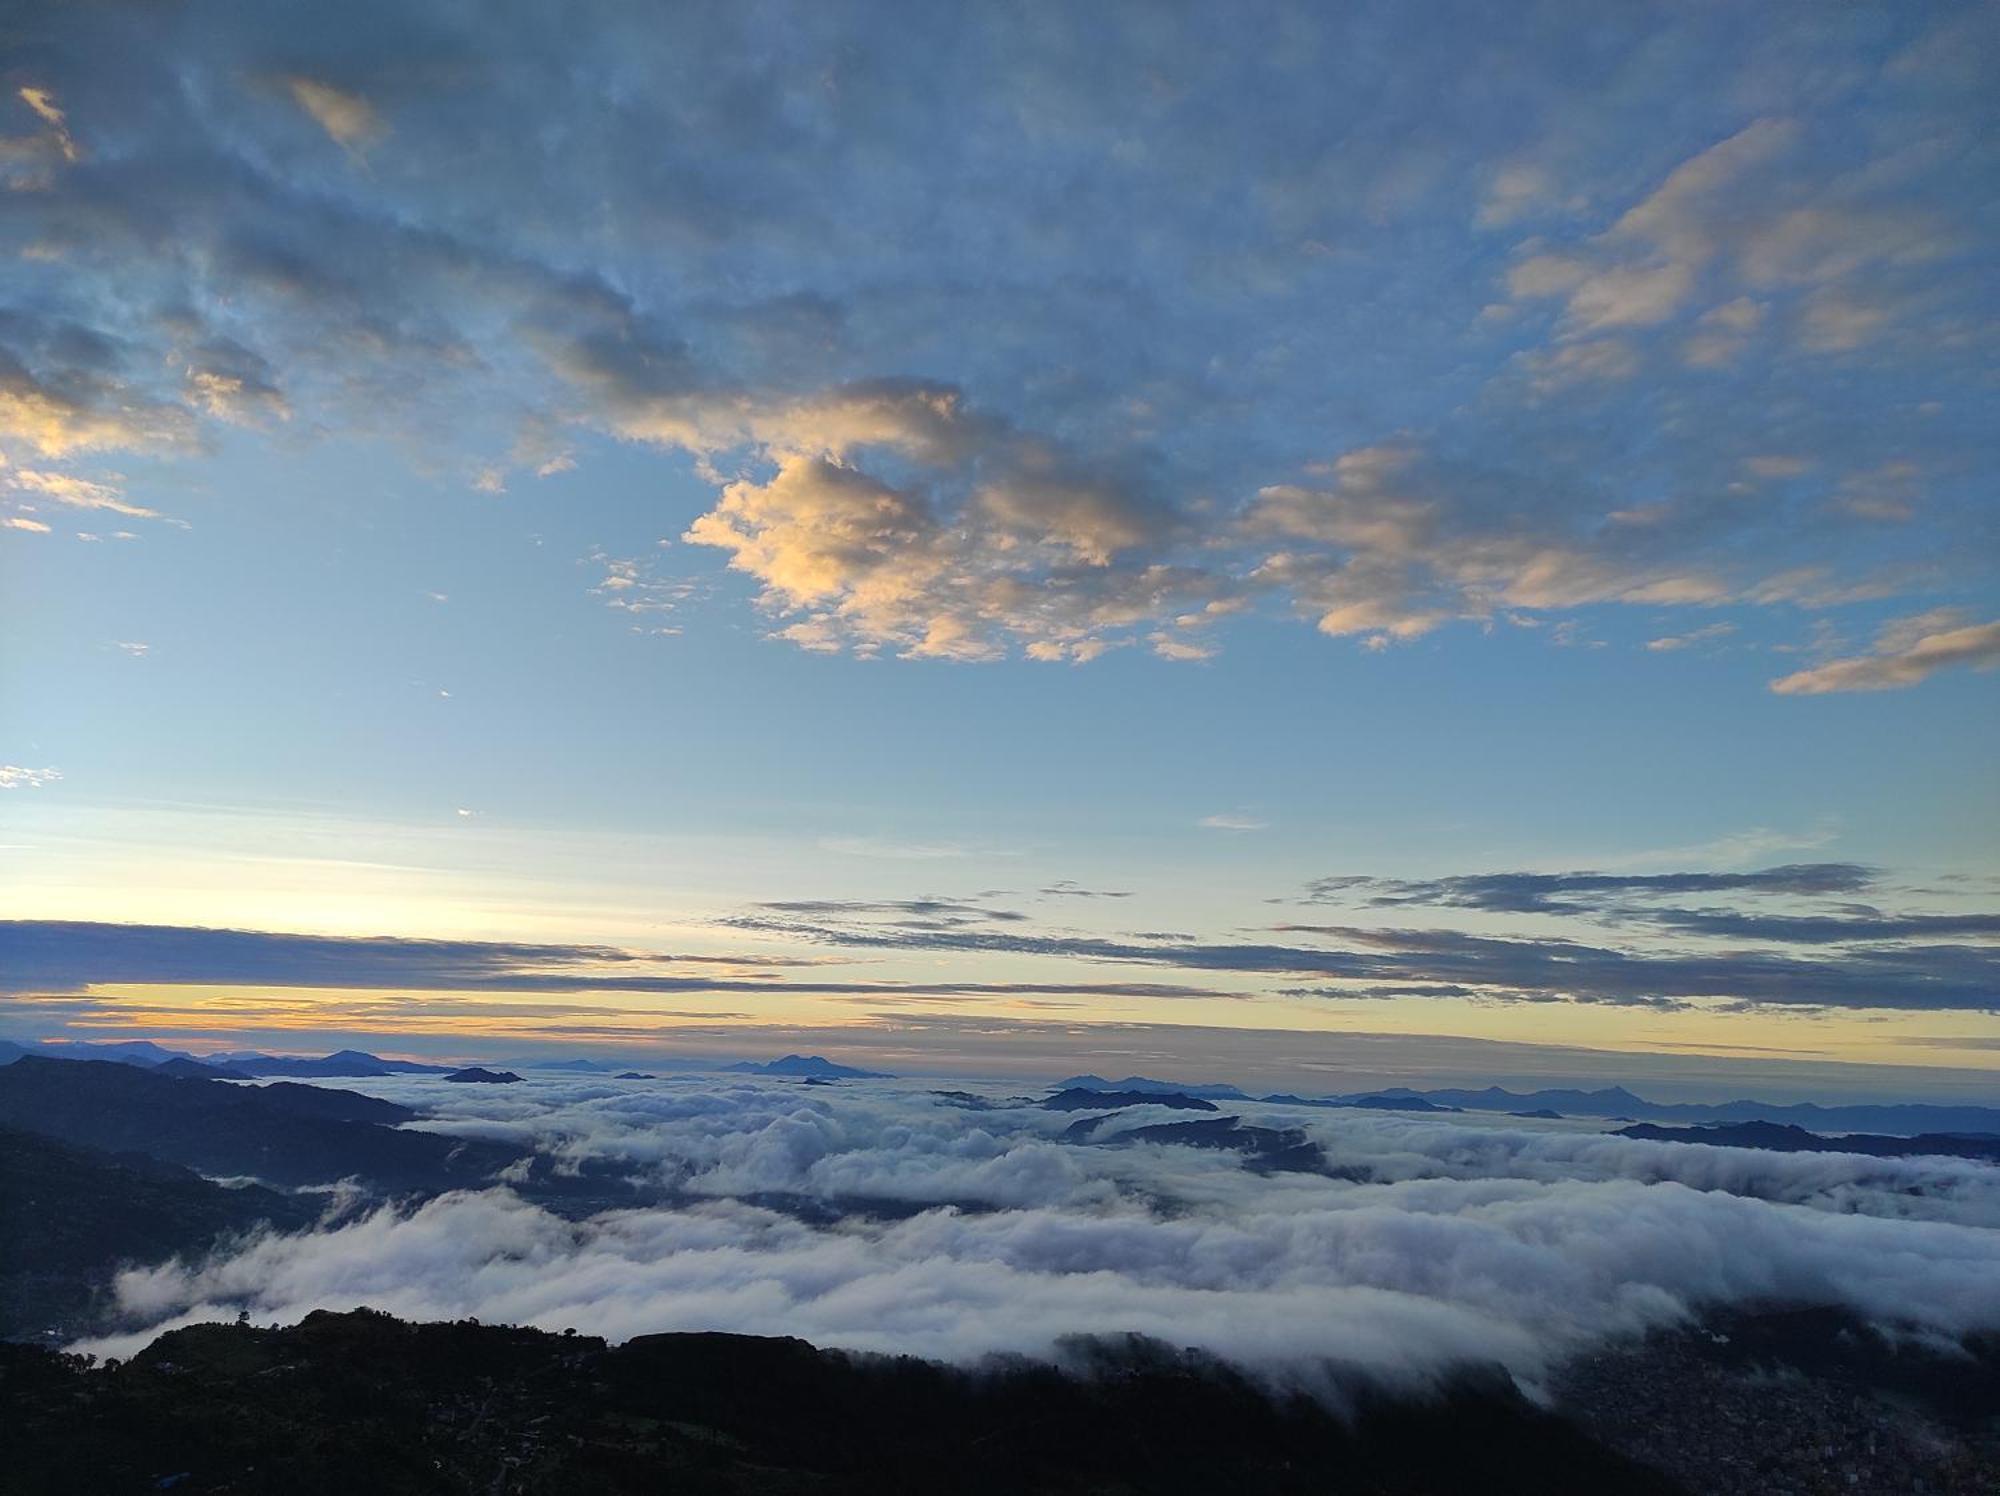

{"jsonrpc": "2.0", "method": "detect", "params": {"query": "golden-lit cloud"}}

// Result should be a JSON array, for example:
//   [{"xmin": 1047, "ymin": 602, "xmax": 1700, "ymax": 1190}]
[
  {"xmin": 285, "ymin": 77, "xmax": 384, "ymax": 150},
  {"xmin": 1771, "ymin": 610, "xmax": 2000, "ymax": 695},
  {"xmin": 5, "ymin": 468, "xmax": 165, "ymax": 521}
]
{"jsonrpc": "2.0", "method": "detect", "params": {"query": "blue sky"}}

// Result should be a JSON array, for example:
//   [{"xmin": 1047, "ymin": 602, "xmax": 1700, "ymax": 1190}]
[{"xmin": 2, "ymin": 1, "xmax": 1995, "ymax": 1094}]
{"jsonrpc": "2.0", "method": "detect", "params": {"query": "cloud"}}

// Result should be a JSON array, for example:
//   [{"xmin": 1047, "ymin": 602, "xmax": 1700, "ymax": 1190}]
[
  {"xmin": 1769, "ymin": 610, "xmax": 2000, "ymax": 695},
  {"xmin": 182, "ymin": 338, "xmax": 290, "ymax": 424},
  {"xmin": 0, "ymin": 765, "xmax": 61, "ymax": 789},
  {"xmin": 1501, "ymin": 114, "xmax": 1964, "ymax": 365},
  {"xmin": 1304, "ymin": 864, "xmax": 1879, "ymax": 914},
  {"xmin": 1292, "ymin": 861, "xmax": 2000, "ymax": 948},
  {"xmin": 1039, "ymin": 882, "xmax": 1133, "ymax": 900},
  {"xmin": 1679, "ymin": 297, "xmax": 1766, "ymax": 368},
  {"xmin": 0, "ymin": 336, "xmax": 196, "ymax": 459},
  {"xmin": 0, "ymin": 919, "xmax": 1228, "ymax": 1004},
  {"xmin": 754, "ymin": 897, "xmax": 1029, "ymax": 928},
  {"xmin": 285, "ymin": 78, "xmax": 384, "ymax": 151},
  {"xmin": 5, "ymin": 467, "xmax": 166, "ymax": 521},
  {"xmin": 586, "ymin": 550, "xmax": 696, "ymax": 623},
  {"xmin": 1640, "ymin": 908, "xmax": 2000, "ymax": 944},
  {"xmin": 1645, "ymin": 622, "xmax": 1735, "ymax": 652},
  {"xmin": 1199, "ymin": 814, "xmax": 1268, "ymax": 832},
  {"xmin": 672, "ymin": 424, "xmax": 1209, "ymax": 662},
  {"xmin": 72, "ymin": 1077, "xmax": 2000, "ymax": 1382},
  {"xmin": 727, "ymin": 890, "xmax": 2000, "ymax": 1012},
  {"xmin": 1, "ymin": 85, "xmax": 78, "ymax": 183},
  {"xmin": 2, "ymin": 2, "xmax": 1990, "ymax": 674},
  {"xmin": 1242, "ymin": 444, "xmax": 1776, "ymax": 646}
]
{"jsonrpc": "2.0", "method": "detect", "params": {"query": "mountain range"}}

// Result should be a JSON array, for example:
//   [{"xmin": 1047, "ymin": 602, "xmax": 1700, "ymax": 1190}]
[
  {"xmin": 0, "ymin": 1126, "xmax": 316, "ymax": 1338},
  {"xmin": 1614, "ymin": 1120, "xmax": 2000, "ymax": 1161},
  {"xmin": 0, "ymin": 1308, "xmax": 1680, "ymax": 1495},
  {"xmin": 0, "ymin": 1058, "xmax": 518, "ymax": 1192},
  {"xmin": 1052, "ymin": 1074, "xmax": 2000, "ymax": 1137},
  {"xmin": 723, "ymin": 1054, "xmax": 895, "ymax": 1079},
  {"xmin": 0, "ymin": 1039, "xmax": 455, "ymax": 1078}
]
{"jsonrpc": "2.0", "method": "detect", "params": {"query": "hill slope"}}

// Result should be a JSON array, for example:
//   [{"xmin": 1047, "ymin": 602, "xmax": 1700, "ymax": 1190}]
[{"xmin": 0, "ymin": 1309, "xmax": 1682, "ymax": 1495}]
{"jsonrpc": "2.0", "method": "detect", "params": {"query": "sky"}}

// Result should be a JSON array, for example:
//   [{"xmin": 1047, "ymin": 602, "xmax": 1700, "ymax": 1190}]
[{"xmin": 2, "ymin": 0, "xmax": 1996, "ymax": 1098}]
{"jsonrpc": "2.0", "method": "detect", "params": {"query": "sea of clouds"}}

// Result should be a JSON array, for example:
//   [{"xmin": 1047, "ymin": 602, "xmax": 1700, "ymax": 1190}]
[{"xmin": 78, "ymin": 1074, "xmax": 2000, "ymax": 1390}]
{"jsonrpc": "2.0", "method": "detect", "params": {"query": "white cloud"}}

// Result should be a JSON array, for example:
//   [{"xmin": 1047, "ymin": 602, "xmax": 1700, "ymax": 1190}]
[
  {"xmin": 0, "ymin": 765, "xmax": 60, "ymax": 789},
  {"xmin": 1476, "ymin": 162, "xmax": 1557, "ymax": 229},
  {"xmin": 285, "ymin": 77, "xmax": 384, "ymax": 151},
  {"xmin": 0, "ymin": 4, "xmax": 1982, "ymax": 679},
  {"xmin": 1504, "ymin": 116, "xmax": 1963, "ymax": 369},
  {"xmin": 1770, "ymin": 610, "xmax": 2000, "ymax": 695},
  {"xmin": 1199, "ymin": 813, "xmax": 1267, "ymax": 831},
  {"xmin": 1645, "ymin": 623, "xmax": 1735, "ymax": 653},
  {"xmin": 5, "ymin": 468, "xmax": 166, "ymax": 521},
  {"xmin": 73, "ymin": 1077, "xmax": 2000, "ymax": 1386},
  {"xmin": 1244, "ymin": 445, "xmax": 1737, "ymax": 646}
]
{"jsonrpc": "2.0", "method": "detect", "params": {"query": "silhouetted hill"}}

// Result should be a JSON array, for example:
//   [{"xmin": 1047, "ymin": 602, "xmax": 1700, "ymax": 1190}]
[
  {"xmin": 723, "ymin": 1054, "xmax": 893, "ymax": 1079},
  {"xmin": 153, "ymin": 1057, "xmax": 253, "ymax": 1081},
  {"xmin": 496, "ymin": 1056, "xmax": 622, "ymax": 1073},
  {"xmin": 1053, "ymin": 1073, "xmax": 1250, "ymax": 1099},
  {"xmin": 1062, "ymin": 1115, "xmax": 1333, "ymax": 1174},
  {"xmin": 442, "ymin": 1066, "xmax": 521, "ymax": 1084},
  {"xmin": 0, "ymin": 1058, "xmax": 521, "ymax": 1191},
  {"xmin": 1342, "ymin": 1094, "xmax": 1461, "ymax": 1113},
  {"xmin": 0, "ymin": 1127, "xmax": 316, "ymax": 1338},
  {"xmin": 0, "ymin": 1308, "xmax": 1684, "ymax": 1495},
  {"xmin": 1358, "ymin": 1085, "xmax": 2000, "ymax": 1136},
  {"xmin": 1556, "ymin": 1306, "xmax": 2000, "ymax": 1494},
  {"xmin": 1, "ymin": 1038, "xmax": 195, "ymax": 1067},
  {"xmin": 1041, "ymin": 1087, "xmax": 1219, "ymax": 1112},
  {"xmin": 219, "ymin": 1049, "xmax": 456, "ymax": 1078},
  {"xmin": 1615, "ymin": 1120, "xmax": 2000, "ymax": 1162}
]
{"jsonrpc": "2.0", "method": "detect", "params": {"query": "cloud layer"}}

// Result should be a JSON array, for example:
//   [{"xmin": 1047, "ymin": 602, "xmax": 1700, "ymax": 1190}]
[
  {"xmin": 5, "ymin": 3, "xmax": 1994, "ymax": 682},
  {"xmin": 80, "ymin": 1074, "xmax": 2000, "ymax": 1389},
  {"xmin": 729, "ymin": 866, "xmax": 1999, "ymax": 1011},
  {"xmin": 11, "ymin": 851, "xmax": 1996, "ymax": 1016}
]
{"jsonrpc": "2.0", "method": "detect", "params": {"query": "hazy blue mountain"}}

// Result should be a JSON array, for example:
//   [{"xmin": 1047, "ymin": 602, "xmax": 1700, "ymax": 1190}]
[
  {"xmin": 1361, "ymin": 1085, "xmax": 2000, "ymax": 1136},
  {"xmin": 1615, "ymin": 1120, "xmax": 2000, "ymax": 1162},
  {"xmin": 723, "ymin": 1055, "xmax": 893, "ymax": 1079},
  {"xmin": 0, "ymin": 1308, "xmax": 1682, "ymax": 1496},
  {"xmin": 495, "ymin": 1056, "xmax": 623, "ymax": 1073},
  {"xmin": 0, "ymin": 1058, "xmax": 519, "ymax": 1191},
  {"xmin": 1052, "ymin": 1074, "xmax": 1250, "ymax": 1100},
  {"xmin": 152, "ymin": 1056, "xmax": 252, "ymax": 1081},
  {"xmin": 1062, "ymin": 1115, "xmax": 1331, "ymax": 1175},
  {"xmin": 1042, "ymin": 1088, "xmax": 1220, "ymax": 1112},
  {"xmin": 218, "ymin": 1049, "xmax": 456, "ymax": 1078},
  {"xmin": 1, "ymin": 1039, "xmax": 195, "ymax": 1068},
  {"xmin": 0, "ymin": 1125, "xmax": 318, "ymax": 1338},
  {"xmin": 1257, "ymin": 1092, "xmax": 1461, "ymax": 1112}
]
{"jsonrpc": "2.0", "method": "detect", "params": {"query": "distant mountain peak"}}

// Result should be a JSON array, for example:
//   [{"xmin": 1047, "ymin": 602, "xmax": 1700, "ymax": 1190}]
[
  {"xmin": 722, "ymin": 1054, "xmax": 892, "ymax": 1079},
  {"xmin": 1050, "ymin": 1074, "xmax": 1247, "ymax": 1100}
]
